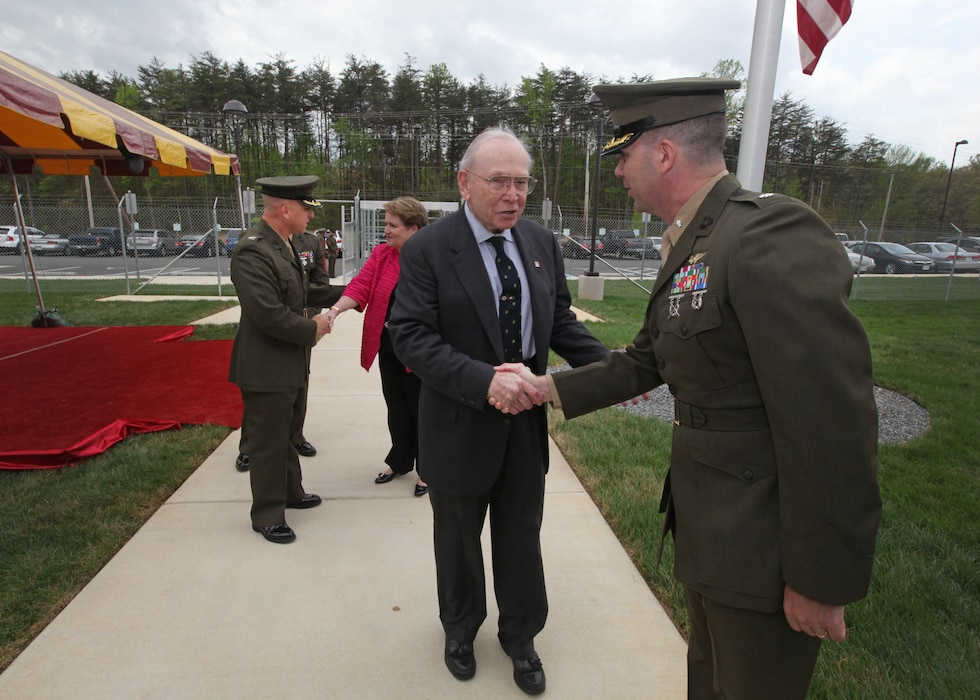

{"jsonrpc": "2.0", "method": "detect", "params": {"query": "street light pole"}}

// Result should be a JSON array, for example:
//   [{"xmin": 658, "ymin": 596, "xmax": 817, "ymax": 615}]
[
  {"xmin": 222, "ymin": 99, "xmax": 248, "ymax": 230},
  {"xmin": 938, "ymin": 139, "xmax": 968, "ymax": 234},
  {"xmin": 587, "ymin": 93, "xmax": 605, "ymax": 277}
]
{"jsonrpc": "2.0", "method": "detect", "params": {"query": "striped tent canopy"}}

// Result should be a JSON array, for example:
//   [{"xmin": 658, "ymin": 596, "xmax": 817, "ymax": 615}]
[{"xmin": 0, "ymin": 49, "xmax": 238, "ymax": 178}]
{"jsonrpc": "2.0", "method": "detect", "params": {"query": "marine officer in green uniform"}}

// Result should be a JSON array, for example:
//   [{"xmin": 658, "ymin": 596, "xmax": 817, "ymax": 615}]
[
  {"xmin": 495, "ymin": 79, "xmax": 881, "ymax": 698},
  {"xmin": 229, "ymin": 175, "xmax": 343, "ymax": 544}
]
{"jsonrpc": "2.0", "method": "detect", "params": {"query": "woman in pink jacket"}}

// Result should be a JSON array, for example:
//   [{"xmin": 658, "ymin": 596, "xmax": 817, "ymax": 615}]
[{"xmin": 323, "ymin": 197, "xmax": 429, "ymax": 496}]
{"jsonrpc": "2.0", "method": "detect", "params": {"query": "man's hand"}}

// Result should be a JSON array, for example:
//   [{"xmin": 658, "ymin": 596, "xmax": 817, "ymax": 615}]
[
  {"xmin": 487, "ymin": 364, "xmax": 546, "ymax": 414},
  {"xmin": 620, "ymin": 392, "xmax": 651, "ymax": 407},
  {"xmin": 783, "ymin": 585, "xmax": 847, "ymax": 642},
  {"xmin": 314, "ymin": 313, "xmax": 332, "ymax": 340}
]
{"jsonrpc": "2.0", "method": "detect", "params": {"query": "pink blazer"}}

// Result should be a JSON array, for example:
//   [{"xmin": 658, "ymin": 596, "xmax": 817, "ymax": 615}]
[{"xmin": 344, "ymin": 243, "xmax": 401, "ymax": 371}]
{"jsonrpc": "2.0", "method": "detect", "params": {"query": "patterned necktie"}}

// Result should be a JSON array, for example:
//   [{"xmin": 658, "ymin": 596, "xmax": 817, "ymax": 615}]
[{"xmin": 488, "ymin": 235, "xmax": 522, "ymax": 362}]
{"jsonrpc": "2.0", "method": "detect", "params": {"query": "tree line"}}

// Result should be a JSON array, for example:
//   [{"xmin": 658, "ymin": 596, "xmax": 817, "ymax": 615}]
[{"xmin": 22, "ymin": 52, "xmax": 980, "ymax": 237}]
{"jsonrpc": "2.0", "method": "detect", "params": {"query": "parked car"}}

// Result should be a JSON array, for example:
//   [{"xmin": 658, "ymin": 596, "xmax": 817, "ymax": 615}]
[
  {"xmin": 175, "ymin": 233, "xmax": 219, "ymax": 257},
  {"xmin": 562, "ymin": 236, "xmax": 605, "ymax": 258},
  {"xmin": 936, "ymin": 235, "xmax": 980, "ymax": 253},
  {"xmin": 619, "ymin": 237, "xmax": 662, "ymax": 260},
  {"xmin": 843, "ymin": 245, "xmax": 873, "ymax": 273},
  {"xmin": 0, "ymin": 225, "xmax": 45, "ymax": 254},
  {"xmin": 29, "ymin": 232, "xmax": 71, "ymax": 255},
  {"xmin": 601, "ymin": 230, "xmax": 637, "ymax": 258},
  {"xmin": 906, "ymin": 242, "xmax": 980, "ymax": 273},
  {"xmin": 126, "ymin": 229, "xmax": 180, "ymax": 256},
  {"xmin": 848, "ymin": 241, "xmax": 934, "ymax": 274},
  {"xmin": 222, "ymin": 228, "xmax": 244, "ymax": 256},
  {"xmin": 67, "ymin": 227, "xmax": 124, "ymax": 256}
]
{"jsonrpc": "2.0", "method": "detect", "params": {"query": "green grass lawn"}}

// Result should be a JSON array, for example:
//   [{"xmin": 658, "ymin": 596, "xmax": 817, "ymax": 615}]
[{"xmin": 1, "ymin": 278, "xmax": 978, "ymax": 697}]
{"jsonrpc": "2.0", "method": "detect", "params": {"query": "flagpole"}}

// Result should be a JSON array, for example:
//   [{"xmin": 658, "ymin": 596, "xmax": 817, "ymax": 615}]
[{"xmin": 736, "ymin": 0, "xmax": 786, "ymax": 192}]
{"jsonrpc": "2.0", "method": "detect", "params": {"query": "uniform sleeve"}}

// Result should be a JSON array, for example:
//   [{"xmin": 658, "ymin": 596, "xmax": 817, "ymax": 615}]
[{"xmin": 730, "ymin": 200, "xmax": 880, "ymax": 604}]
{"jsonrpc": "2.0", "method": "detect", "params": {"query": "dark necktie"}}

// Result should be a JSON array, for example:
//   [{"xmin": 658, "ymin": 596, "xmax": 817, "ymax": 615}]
[{"xmin": 489, "ymin": 235, "xmax": 522, "ymax": 362}]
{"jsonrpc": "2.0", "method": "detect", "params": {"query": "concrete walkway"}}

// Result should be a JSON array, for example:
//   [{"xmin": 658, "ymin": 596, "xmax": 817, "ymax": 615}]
[{"xmin": 0, "ymin": 306, "xmax": 686, "ymax": 699}]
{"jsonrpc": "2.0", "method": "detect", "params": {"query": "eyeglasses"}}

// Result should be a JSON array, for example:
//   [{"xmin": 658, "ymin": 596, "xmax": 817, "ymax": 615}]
[{"xmin": 467, "ymin": 172, "xmax": 536, "ymax": 195}]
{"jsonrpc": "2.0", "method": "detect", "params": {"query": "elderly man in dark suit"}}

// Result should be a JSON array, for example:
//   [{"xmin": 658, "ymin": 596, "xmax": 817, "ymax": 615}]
[
  {"xmin": 229, "ymin": 175, "xmax": 342, "ymax": 544},
  {"xmin": 499, "ymin": 79, "xmax": 882, "ymax": 699},
  {"xmin": 388, "ymin": 126, "xmax": 608, "ymax": 695}
]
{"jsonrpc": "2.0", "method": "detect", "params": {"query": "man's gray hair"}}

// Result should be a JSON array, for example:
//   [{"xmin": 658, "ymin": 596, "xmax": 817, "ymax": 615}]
[{"xmin": 459, "ymin": 126, "xmax": 534, "ymax": 172}]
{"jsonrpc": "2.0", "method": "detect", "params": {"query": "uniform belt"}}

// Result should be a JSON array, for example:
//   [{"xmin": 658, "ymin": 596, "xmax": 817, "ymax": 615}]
[{"xmin": 673, "ymin": 399, "xmax": 769, "ymax": 431}]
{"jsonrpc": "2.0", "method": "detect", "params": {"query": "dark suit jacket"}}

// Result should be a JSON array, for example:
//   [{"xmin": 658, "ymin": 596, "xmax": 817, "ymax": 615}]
[
  {"xmin": 229, "ymin": 220, "xmax": 342, "ymax": 392},
  {"xmin": 552, "ymin": 175, "xmax": 881, "ymax": 613},
  {"xmin": 389, "ymin": 209, "xmax": 608, "ymax": 496}
]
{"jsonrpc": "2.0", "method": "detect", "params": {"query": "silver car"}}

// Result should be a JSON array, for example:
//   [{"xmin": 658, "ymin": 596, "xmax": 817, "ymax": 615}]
[
  {"xmin": 906, "ymin": 242, "xmax": 980, "ymax": 273},
  {"xmin": 844, "ymin": 245, "xmax": 873, "ymax": 273}
]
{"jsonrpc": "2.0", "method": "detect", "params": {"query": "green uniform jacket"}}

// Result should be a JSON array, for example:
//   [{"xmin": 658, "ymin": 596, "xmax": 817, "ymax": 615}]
[
  {"xmin": 553, "ymin": 174, "xmax": 881, "ymax": 613},
  {"xmin": 229, "ymin": 220, "xmax": 342, "ymax": 392}
]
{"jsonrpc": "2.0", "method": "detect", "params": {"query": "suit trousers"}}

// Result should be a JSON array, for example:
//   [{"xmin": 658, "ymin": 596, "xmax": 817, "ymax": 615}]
[
  {"xmin": 241, "ymin": 387, "xmax": 308, "ymax": 527},
  {"xmin": 685, "ymin": 588, "xmax": 822, "ymax": 699},
  {"xmin": 378, "ymin": 328, "xmax": 420, "ymax": 475},
  {"xmin": 428, "ymin": 409, "xmax": 548, "ymax": 659}
]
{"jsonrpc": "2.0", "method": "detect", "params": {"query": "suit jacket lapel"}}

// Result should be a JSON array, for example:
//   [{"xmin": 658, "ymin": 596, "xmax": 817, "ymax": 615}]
[{"xmin": 447, "ymin": 211, "xmax": 504, "ymax": 357}]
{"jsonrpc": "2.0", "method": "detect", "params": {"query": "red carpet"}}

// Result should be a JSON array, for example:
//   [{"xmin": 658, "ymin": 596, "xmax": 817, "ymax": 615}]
[{"xmin": 0, "ymin": 326, "xmax": 242, "ymax": 470}]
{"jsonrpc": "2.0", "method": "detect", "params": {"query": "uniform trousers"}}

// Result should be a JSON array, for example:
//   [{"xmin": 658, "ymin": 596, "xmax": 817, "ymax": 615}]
[
  {"xmin": 378, "ymin": 327, "xmax": 420, "ymax": 475},
  {"xmin": 428, "ymin": 408, "xmax": 548, "ymax": 659},
  {"xmin": 238, "ymin": 381, "xmax": 308, "ymax": 454},
  {"xmin": 685, "ymin": 588, "xmax": 822, "ymax": 699},
  {"xmin": 241, "ymin": 387, "xmax": 309, "ymax": 527}
]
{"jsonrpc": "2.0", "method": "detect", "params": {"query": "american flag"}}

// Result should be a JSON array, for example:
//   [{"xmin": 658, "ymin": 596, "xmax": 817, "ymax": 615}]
[{"xmin": 798, "ymin": 0, "xmax": 853, "ymax": 75}]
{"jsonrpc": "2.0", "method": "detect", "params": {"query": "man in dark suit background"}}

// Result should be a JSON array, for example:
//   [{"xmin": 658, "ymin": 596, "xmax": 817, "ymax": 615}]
[
  {"xmin": 499, "ymin": 79, "xmax": 881, "ymax": 698},
  {"xmin": 388, "ymin": 127, "xmax": 608, "ymax": 695},
  {"xmin": 229, "ymin": 175, "xmax": 342, "ymax": 544}
]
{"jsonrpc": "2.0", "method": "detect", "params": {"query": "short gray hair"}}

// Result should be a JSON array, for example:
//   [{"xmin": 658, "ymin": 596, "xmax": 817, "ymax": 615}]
[{"xmin": 644, "ymin": 113, "xmax": 727, "ymax": 167}]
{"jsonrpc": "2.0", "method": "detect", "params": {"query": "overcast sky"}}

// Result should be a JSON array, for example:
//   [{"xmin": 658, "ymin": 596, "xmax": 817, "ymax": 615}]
[{"xmin": 2, "ymin": 0, "xmax": 977, "ymax": 166}]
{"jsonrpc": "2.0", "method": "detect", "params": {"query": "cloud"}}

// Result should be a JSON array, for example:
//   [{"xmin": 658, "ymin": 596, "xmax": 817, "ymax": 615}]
[{"xmin": 2, "ymin": 0, "xmax": 976, "ymax": 164}]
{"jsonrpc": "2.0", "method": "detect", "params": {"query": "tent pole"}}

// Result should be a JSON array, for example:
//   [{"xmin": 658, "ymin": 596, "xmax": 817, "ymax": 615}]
[{"xmin": 4, "ymin": 160, "xmax": 46, "ymax": 314}]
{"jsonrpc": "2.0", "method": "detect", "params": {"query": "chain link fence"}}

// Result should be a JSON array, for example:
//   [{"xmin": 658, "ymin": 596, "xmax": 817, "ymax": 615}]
[{"xmin": 2, "ymin": 192, "xmax": 977, "ymax": 306}]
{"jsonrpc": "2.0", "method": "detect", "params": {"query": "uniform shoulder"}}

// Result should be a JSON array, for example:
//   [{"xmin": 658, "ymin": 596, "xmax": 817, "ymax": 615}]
[{"xmin": 729, "ymin": 187, "xmax": 806, "ymax": 210}]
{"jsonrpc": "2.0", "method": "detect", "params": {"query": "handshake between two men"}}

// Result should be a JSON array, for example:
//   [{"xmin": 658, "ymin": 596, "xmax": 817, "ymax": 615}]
[
  {"xmin": 487, "ymin": 363, "xmax": 551, "ymax": 415},
  {"xmin": 487, "ymin": 363, "xmax": 649, "ymax": 415}
]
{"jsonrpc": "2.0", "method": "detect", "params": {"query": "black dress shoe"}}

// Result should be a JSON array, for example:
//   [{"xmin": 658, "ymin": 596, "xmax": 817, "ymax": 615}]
[
  {"xmin": 294, "ymin": 441, "xmax": 317, "ymax": 457},
  {"xmin": 414, "ymin": 483, "xmax": 429, "ymax": 497},
  {"xmin": 252, "ymin": 523, "xmax": 296, "ymax": 544},
  {"xmin": 444, "ymin": 638, "xmax": 476, "ymax": 681},
  {"xmin": 512, "ymin": 653, "xmax": 545, "ymax": 695},
  {"xmin": 235, "ymin": 453, "xmax": 250, "ymax": 472},
  {"xmin": 374, "ymin": 471, "xmax": 397, "ymax": 484},
  {"xmin": 286, "ymin": 493, "xmax": 322, "ymax": 509}
]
